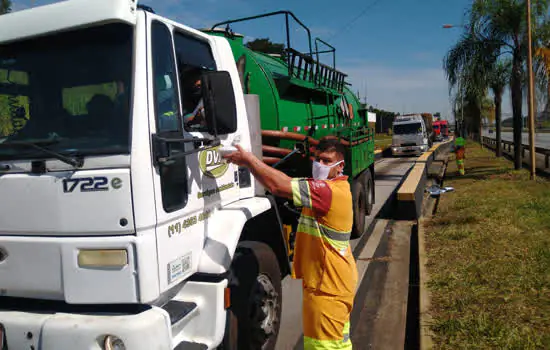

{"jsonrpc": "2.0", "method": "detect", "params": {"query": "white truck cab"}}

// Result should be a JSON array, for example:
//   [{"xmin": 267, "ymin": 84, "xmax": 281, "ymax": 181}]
[
  {"xmin": 391, "ymin": 115, "xmax": 429, "ymax": 156},
  {"xmin": 0, "ymin": 1, "xmax": 290, "ymax": 349}
]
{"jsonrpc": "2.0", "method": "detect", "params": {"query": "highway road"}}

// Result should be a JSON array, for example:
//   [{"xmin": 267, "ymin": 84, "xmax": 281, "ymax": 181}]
[
  {"xmin": 482, "ymin": 129, "xmax": 550, "ymax": 149},
  {"xmin": 275, "ymin": 155, "xmax": 417, "ymax": 350}
]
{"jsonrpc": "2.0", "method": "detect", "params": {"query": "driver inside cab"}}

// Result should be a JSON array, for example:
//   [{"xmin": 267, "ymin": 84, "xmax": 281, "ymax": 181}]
[{"xmin": 182, "ymin": 69, "xmax": 206, "ymax": 130}]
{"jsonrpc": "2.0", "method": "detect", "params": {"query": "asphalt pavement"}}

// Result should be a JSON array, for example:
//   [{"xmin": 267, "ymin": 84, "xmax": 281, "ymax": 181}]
[
  {"xmin": 482, "ymin": 129, "xmax": 550, "ymax": 149},
  {"xmin": 275, "ymin": 155, "xmax": 417, "ymax": 350}
]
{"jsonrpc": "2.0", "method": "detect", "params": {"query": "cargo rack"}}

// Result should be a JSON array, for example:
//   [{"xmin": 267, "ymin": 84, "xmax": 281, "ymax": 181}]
[{"xmin": 211, "ymin": 10, "xmax": 348, "ymax": 92}]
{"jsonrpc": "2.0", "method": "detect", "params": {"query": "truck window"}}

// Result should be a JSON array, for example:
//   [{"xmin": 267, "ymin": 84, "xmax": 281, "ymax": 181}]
[
  {"xmin": 173, "ymin": 31, "xmax": 217, "ymax": 133},
  {"xmin": 151, "ymin": 20, "xmax": 189, "ymax": 212},
  {"xmin": 393, "ymin": 122, "xmax": 422, "ymax": 135},
  {"xmin": 62, "ymin": 82, "xmax": 119, "ymax": 116},
  {"xmin": 0, "ymin": 23, "xmax": 133, "ymax": 160},
  {"xmin": 0, "ymin": 69, "xmax": 30, "ymax": 139},
  {"xmin": 151, "ymin": 23, "xmax": 181, "ymax": 133}
]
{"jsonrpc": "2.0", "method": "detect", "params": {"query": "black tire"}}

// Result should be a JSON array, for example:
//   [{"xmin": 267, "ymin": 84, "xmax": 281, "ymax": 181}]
[
  {"xmin": 218, "ymin": 308, "xmax": 238, "ymax": 350},
  {"xmin": 351, "ymin": 170, "xmax": 374, "ymax": 240},
  {"xmin": 364, "ymin": 170, "xmax": 374, "ymax": 217},
  {"xmin": 220, "ymin": 241, "xmax": 282, "ymax": 350},
  {"xmin": 351, "ymin": 173, "xmax": 366, "ymax": 239}
]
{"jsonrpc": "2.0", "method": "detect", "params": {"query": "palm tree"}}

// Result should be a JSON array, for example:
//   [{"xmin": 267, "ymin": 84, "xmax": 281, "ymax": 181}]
[
  {"xmin": 536, "ymin": 47, "xmax": 550, "ymax": 122},
  {"xmin": 0, "ymin": 0, "xmax": 12, "ymax": 15},
  {"xmin": 444, "ymin": 32, "xmax": 492, "ymax": 141},
  {"xmin": 445, "ymin": 0, "xmax": 550, "ymax": 169},
  {"xmin": 488, "ymin": 60, "xmax": 512, "ymax": 157}
]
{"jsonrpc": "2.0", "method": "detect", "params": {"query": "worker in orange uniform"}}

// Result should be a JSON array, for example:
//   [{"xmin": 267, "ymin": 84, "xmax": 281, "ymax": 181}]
[
  {"xmin": 223, "ymin": 138, "xmax": 357, "ymax": 349},
  {"xmin": 453, "ymin": 136, "xmax": 466, "ymax": 175}
]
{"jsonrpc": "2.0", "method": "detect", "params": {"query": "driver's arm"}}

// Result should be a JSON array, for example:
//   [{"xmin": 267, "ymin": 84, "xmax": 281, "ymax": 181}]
[{"xmin": 183, "ymin": 99, "xmax": 204, "ymax": 126}]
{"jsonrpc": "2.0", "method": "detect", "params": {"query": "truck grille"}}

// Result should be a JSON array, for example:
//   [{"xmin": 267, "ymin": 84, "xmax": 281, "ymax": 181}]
[{"xmin": 400, "ymin": 143, "xmax": 416, "ymax": 147}]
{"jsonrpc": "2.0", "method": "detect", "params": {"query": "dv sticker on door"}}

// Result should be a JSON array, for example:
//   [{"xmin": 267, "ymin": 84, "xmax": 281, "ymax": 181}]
[{"xmin": 167, "ymin": 252, "xmax": 192, "ymax": 284}]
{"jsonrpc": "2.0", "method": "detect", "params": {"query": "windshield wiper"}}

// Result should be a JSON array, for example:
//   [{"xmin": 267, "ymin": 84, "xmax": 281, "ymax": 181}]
[{"xmin": 0, "ymin": 139, "xmax": 84, "ymax": 168}]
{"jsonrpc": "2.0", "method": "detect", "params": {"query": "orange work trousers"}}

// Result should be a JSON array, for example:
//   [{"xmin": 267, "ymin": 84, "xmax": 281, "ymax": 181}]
[
  {"xmin": 455, "ymin": 147, "xmax": 465, "ymax": 175},
  {"xmin": 302, "ymin": 288, "xmax": 354, "ymax": 349}
]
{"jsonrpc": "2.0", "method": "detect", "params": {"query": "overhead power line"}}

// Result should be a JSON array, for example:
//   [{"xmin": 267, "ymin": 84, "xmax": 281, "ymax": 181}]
[{"xmin": 326, "ymin": 0, "xmax": 384, "ymax": 42}]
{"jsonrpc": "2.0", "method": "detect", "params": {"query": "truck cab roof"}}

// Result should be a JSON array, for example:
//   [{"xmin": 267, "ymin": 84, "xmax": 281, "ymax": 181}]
[
  {"xmin": 0, "ymin": 0, "xmax": 138, "ymax": 44},
  {"xmin": 393, "ymin": 115, "xmax": 424, "ymax": 124}
]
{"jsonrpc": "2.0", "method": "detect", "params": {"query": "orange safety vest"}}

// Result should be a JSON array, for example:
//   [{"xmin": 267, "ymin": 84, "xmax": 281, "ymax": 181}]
[
  {"xmin": 455, "ymin": 146, "xmax": 465, "ymax": 160},
  {"xmin": 290, "ymin": 176, "xmax": 358, "ymax": 296}
]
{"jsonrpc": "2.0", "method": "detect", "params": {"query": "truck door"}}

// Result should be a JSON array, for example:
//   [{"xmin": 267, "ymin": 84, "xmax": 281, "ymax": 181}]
[{"xmin": 147, "ymin": 17, "xmax": 241, "ymax": 293}]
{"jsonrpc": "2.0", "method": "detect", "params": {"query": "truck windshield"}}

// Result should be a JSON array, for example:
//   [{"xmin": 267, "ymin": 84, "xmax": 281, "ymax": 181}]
[
  {"xmin": 393, "ymin": 122, "xmax": 422, "ymax": 135},
  {"xmin": 0, "ymin": 23, "xmax": 133, "ymax": 161}
]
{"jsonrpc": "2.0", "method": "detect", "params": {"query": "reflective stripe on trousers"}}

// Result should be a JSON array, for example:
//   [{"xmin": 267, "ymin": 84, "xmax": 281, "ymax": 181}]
[
  {"xmin": 302, "ymin": 288, "xmax": 354, "ymax": 350},
  {"xmin": 457, "ymin": 159, "xmax": 465, "ymax": 175}
]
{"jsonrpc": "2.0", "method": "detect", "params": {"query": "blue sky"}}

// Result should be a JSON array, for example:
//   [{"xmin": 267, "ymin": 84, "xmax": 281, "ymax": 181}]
[{"xmin": 11, "ymin": 0, "xmax": 518, "ymax": 121}]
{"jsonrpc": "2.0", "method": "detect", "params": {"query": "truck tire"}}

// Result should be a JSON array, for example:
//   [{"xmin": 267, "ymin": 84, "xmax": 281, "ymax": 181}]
[
  {"xmin": 351, "ymin": 170, "xmax": 373, "ymax": 239},
  {"xmin": 221, "ymin": 241, "xmax": 282, "ymax": 350},
  {"xmin": 364, "ymin": 170, "xmax": 374, "ymax": 217}
]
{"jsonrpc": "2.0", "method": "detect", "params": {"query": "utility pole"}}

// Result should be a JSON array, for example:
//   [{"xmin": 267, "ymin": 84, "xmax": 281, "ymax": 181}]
[
  {"xmin": 458, "ymin": 73, "xmax": 464, "ymax": 138},
  {"xmin": 363, "ymin": 79, "xmax": 367, "ymax": 105},
  {"xmin": 527, "ymin": 0, "xmax": 537, "ymax": 180}
]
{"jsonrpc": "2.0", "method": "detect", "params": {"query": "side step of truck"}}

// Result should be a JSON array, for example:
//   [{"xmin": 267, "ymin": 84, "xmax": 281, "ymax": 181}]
[
  {"xmin": 161, "ymin": 300, "xmax": 209, "ymax": 349},
  {"xmin": 162, "ymin": 300, "xmax": 197, "ymax": 325},
  {"xmin": 174, "ymin": 341, "xmax": 208, "ymax": 350}
]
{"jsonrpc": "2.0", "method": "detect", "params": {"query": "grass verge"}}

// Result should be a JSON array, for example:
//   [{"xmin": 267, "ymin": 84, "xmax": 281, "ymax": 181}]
[
  {"xmin": 375, "ymin": 133, "xmax": 392, "ymax": 150},
  {"xmin": 424, "ymin": 141, "xmax": 550, "ymax": 350}
]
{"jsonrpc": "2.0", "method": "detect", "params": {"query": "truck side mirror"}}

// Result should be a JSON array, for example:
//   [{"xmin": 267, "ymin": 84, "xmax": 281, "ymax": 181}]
[{"xmin": 201, "ymin": 71, "xmax": 238, "ymax": 136}]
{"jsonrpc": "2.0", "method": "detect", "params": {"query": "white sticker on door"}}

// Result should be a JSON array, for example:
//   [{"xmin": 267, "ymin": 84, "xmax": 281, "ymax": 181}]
[{"xmin": 167, "ymin": 252, "xmax": 192, "ymax": 284}]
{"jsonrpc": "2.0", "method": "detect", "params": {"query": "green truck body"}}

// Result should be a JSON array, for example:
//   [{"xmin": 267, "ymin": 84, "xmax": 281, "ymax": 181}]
[{"xmin": 203, "ymin": 11, "xmax": 376, "ymax": 237}]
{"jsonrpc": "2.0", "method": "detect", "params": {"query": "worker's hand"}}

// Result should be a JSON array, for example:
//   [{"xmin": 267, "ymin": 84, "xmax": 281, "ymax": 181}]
[{"xmin": 223, "ymin": 144, "xmax": 253, "ymax": 167}]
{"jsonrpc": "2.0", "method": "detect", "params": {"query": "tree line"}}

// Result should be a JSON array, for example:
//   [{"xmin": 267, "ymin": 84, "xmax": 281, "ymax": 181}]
[
  {"xmin": 443, "ymin": 0, "xmax": 550, "ymax": 169},
  {"xmin": 1, "ymin": 0, "xmax": 11, "ymax": 15}
]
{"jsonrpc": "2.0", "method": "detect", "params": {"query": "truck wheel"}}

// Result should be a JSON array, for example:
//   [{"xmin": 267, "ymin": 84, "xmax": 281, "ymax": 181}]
[
  {"xmin": 222, "ymin": 241, "xmax": 282, "ymax": 350},
  {"xmin": 364, "ymin": 170, "xmax": 374, "ymax": 217},
  {"xmin": 351, "ymin": 171, "xmax": 372, "ymax": 239}
]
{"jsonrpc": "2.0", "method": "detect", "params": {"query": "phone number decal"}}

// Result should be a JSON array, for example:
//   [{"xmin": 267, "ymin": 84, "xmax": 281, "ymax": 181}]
[{"xmin": 167, "ymin": 209, "xmax": 213, "ymax": 237}]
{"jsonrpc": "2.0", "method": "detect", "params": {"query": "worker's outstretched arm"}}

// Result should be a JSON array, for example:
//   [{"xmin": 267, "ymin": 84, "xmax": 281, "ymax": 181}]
[{"xmin": 223, "ymin": 145, "xmax": 293, "ymax": 200}]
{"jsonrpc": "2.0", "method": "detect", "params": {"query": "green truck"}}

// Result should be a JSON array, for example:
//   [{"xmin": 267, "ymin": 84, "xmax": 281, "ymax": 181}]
[{"xmin": 204, "ymin": 11, "xmax": 376, "ymax": 239}]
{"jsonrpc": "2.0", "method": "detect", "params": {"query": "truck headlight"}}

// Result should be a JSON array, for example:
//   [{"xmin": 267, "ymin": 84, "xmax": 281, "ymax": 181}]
[
  {"xmin": 104, "ymin": 335, "xmax": 126, "ymax": 350},
  {"xmin": 78, "ymin": 249, "xmax": 128, "ymax": 268}
]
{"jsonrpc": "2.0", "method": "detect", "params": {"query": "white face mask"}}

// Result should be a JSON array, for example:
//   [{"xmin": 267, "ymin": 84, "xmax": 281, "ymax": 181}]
[{"xmin": 312, "ymin": 160, "xmax": 343, "ymax": 180}]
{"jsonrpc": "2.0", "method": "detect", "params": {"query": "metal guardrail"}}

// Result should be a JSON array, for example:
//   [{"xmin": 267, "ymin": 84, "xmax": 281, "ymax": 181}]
[{"xmin": 481, "ymin": 136, "xmax": 550, "ymax": 168}]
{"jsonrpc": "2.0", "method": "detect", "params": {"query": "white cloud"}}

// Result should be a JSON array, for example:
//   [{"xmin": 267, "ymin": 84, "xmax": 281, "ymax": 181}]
[
  {"xmin": 410, "ymin": 51, "xmax": 437, "ymax": 63},
  {"xmin": 340, "ymin": 60, "xmax": 453, "ymax": 117},
  {"xmin": 338, "ymin": 59, "xmax": 522, "ymax": 120},
  {"xmin": 309, "ymin": 26, "xmax": 335, "ymax": 37}
]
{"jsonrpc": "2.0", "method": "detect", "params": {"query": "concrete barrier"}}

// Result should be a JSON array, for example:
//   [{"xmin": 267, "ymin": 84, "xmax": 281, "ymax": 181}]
[{"xmin": 395, "ymin": 140, "xmax": 453, "ymax": 220}]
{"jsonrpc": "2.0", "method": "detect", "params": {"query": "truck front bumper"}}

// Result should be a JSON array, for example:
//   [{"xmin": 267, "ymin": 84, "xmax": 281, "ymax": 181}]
[
  {"xmin": 391, "ymin": 144, "xmax": 427, "ymax": 156},
  {"xmin": 0, "ymin": 304, "xmax": 172, "ymax": 350}
]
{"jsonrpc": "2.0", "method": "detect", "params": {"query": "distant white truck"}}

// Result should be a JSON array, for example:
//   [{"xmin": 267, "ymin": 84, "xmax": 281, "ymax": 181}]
[{"xmin": 391, "ymin": 114, "xmax": 431, "ymax": 156}]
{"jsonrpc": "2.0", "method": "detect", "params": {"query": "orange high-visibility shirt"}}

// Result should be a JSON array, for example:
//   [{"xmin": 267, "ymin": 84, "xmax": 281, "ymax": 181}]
[
  {"xmin": 455, "ymin": 147, "xmax": 465, "ymax": 160},
  {"xmin": 290, "ymin": 176, "xmax": 358, "ymax": 297}
]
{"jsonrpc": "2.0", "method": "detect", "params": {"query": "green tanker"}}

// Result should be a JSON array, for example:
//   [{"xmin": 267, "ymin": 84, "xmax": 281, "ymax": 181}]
[{"xmin": 203, "ymin": 11, "xmax": 375, "ymax": 238}]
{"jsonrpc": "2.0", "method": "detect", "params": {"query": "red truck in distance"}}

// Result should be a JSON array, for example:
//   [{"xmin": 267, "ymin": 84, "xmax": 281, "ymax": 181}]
[{"xmin": 433, "ymin": 120, "xmax": 449, "ymax": 141}]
